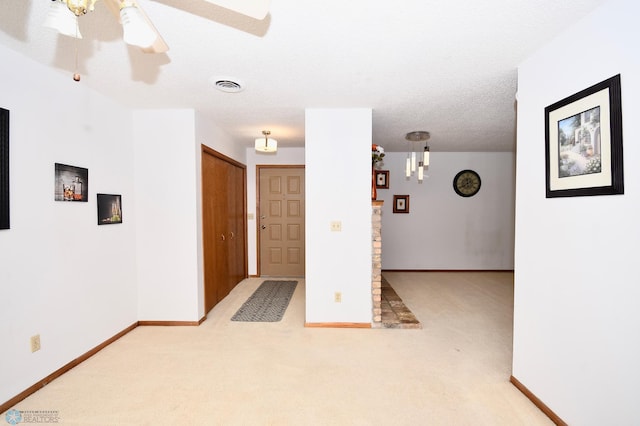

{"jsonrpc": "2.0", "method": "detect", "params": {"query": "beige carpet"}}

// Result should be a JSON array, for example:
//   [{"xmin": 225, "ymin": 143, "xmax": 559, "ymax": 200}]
[{"xmin": 3, "ymin": 272, "xmax": 552, "ymax": 425}]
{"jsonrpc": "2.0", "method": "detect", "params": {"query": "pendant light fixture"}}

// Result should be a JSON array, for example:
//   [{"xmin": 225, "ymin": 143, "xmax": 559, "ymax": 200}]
[
  {"xmin": 405, "ymin": 131, "xmax": 430, "ymax": 183},
  {"xmin": 255, "ymin": 130, "xmax": 278, "ymax": 153}
]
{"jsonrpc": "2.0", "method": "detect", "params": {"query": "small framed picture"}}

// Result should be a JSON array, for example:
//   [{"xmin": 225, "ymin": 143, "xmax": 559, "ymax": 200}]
[
  {"xmin": 55, "ymin": 163, "xmax": 88, "ymax": 202},
  {"xmin": 97, "ymin": 194, "xmax": 122, "ymax": 225},
  {"xmin": 375, "ymin": 170, "xmax": 389, "ymax": 189},
  {"xmin": 393, "ymin": 195, "xmax": 409, "ymax": 213}
]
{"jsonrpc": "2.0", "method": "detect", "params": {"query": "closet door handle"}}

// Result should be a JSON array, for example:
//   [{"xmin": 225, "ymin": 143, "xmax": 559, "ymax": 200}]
[
  {"xmin": 221, "ymin": 234, "xmax": 226, "ymax": 241},
  {"xmin": 230, "ymin": 231, "xmax": 235, "ymax": 239}
]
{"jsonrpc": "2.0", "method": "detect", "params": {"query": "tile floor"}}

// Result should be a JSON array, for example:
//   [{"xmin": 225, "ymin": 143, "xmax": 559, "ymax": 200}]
[{"xmin": 380, "ymin": 275, "xmax": 421, "ymax": 328}]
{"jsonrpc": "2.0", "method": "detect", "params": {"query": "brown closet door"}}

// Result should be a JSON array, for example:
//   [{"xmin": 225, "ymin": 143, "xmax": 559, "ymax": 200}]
[
  {"xmin": 229, "ymin": 163, "xmax": 247, "ymax": 291},
  {"xmin": 214, "ymin": 159, "xmax": 230, "ymax": 303},
  {"xmin": 202, "ymin": 147, "xmax": 247, "ymax": 314},
  {"xmin": 202, "ymin": 150, "xmax": 220, "ymax": 312}
]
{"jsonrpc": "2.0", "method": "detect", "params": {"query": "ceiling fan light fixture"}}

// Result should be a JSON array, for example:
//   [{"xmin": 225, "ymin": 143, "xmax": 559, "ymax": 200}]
[
  {"xmin": 44, "ymin": 0, "xmax": 82, "ymax": 38},
  {"xmin": 120, "ymin": 2, "xmax": 157, "ymax": 48},
  {"xmin": 66, "ymin": 0, "xmax": 95, "ymax": 16}
]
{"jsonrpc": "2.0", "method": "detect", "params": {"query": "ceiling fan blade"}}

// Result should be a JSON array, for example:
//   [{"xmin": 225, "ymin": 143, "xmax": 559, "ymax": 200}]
[
  {"xmin": 103, "ymin": 0, "xmax": 169, "ymax": 53},
  {"xmin": 202, "ymin": 0, "xmax": 271, "ymax": 20}
]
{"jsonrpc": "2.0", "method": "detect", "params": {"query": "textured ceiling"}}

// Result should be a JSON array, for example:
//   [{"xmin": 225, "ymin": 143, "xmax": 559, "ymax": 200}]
[{"xmin": 0, "ymin": 0, "xmax": 607, "ymax": 152}]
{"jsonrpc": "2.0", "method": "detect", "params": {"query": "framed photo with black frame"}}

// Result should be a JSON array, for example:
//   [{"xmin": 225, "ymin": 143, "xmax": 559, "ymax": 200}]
[
  {"xmin": 393, "ymin": 195, "xmax": 409, "ymax": 213},
  {"xmin": 0, "ymin": 107, "xmax": 9, "ymax": 230},
  {"xmin": 55, "ymin": 163, "xmax": 89, "ymax": 202},
  {"xmin": 375, "ymin": 170, "xmax": 389, "ymax": 189},
  {"xmin": 97, "ymin": 193, "xmax": 122, "ymax": 225},
  {"xmin": 545, "ymin": 74, "xmax": 624, "ymax": 198}
]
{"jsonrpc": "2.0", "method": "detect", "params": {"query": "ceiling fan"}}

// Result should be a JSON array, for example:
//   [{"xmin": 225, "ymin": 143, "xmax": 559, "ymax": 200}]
[{"xmin": 44, "ymin": 0, "xmax": 271, "ymax": 54}]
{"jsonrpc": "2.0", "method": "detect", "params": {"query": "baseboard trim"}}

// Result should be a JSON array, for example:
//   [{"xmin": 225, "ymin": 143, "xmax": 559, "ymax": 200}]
[
  {"xmin": 138, "ymin": 316, "xmax": 206, "ymax": 327},
  {"xmin": 510, "ymin": 375, "xmax": 567, "ymax": 426},
  {"xmin": 382, "ymin": 269, "xmax": 514, "ymax": 272},
  {"xmin": 304, "ymin": 322, "xmax": 372, "ymax": 328},
  {"xmin": 0, "ymin": 322, "xmax": 138, "ymax": 414}
]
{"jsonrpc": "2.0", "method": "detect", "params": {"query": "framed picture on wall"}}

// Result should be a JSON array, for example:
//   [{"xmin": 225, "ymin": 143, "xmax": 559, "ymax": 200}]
[
  {"xmin": 55, "ymin": 163, "xmax": 88, "ymax": 202},
  {"xmin": 375, "ymin": 170, "xmax": 389, "ymax": 189},
  {"xmin": 544, "ymin": 74, "xmax": 624, "ymax": 198},
  {"xmin": 393, "ymin": 195, "xmax": 409, "ymax": 213},
  {"xmin": 97, "ymin": 193, "xmax": 122, "ymax": 225},
  {"xmin": 0, "ymin": 107, "xmax": 9, "ymax": 230}
]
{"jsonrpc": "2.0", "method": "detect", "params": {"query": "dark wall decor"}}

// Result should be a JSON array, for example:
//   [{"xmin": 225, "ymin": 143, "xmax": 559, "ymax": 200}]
[
  {"xmin": 545, "ymin": 74, "xmax": 624, "ymax": 198},
  {"xmin": 97, "ymin": 194, "xmax": 122, "ymax": 225},
  {"xmin": 453, "ymin": 169, "xmax": 481, "ymax": 197},
  {"xmin": 55, "ymin": 163, "xmax": 88, "ymax": 202},
  {"xmin": 375, "ymin": 170, "xmax": 389, "ymax": 189},
  {"xmin": 0, "ymin": 108, "xmax": 9, "ymax": 230},
  {"xmin": 393, "ymin": 194, "xmax": 410, "ymax": 213}
]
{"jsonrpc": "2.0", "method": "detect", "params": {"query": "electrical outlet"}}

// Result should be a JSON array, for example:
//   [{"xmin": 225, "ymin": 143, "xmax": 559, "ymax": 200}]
[
  {"xmin": 330, "ymin": 221, "xmax": 342, "ymax": 232},
  {"xmin": 334, "ymin": 292, "xmax": 342, "ymax": 303},
  {"xmin": 30, "ymin": 334, "xmax": 41, "ymax": 353}
]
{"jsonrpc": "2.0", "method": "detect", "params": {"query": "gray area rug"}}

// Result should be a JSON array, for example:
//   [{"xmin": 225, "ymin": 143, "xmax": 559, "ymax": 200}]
[{"xmin": 231, "ymin": 280, "xmax": 298, "ymax": 322}]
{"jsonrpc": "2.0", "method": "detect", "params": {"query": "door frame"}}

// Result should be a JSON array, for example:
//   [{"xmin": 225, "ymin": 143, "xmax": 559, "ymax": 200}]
[{"xmin": 256, "ymin": 164, "xmax": 305, "ymax": 277}]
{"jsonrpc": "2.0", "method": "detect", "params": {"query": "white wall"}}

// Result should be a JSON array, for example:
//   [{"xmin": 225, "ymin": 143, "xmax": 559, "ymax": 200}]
[
  {"xmin": 245, "ymin": 147, "xmax": 306, "ymax": 276},
  {"xmin": 0, "ymin": 45, "xmax": 138, "ymax": 403},
  {"xmin": 305, "ymin": 109, "xmax": 372, "ymax": 323},
  {"xmin": 513, "ymin": 0, "xmax": 640, "ymax": 423},
  {"xmin": 196, "ymin": 112, "xmax": 246, "ymax": 163},
  {"xmin": 133, "ymin": 110, "xmax": 202, "ymax": 322},
  {"xmin": 379, "ymin": 152, "xmax": 515, "ymax": 270}
]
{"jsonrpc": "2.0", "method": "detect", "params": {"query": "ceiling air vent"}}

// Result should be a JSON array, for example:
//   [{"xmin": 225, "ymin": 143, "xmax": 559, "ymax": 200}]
[{"xmin": 212, "ymin": 78, "xmax": 244, "ymax": 93}]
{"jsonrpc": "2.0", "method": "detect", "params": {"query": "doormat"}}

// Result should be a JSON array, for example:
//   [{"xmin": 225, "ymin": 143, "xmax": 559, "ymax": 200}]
[{"xmin": 231, "ymin": 280, "xmax": 298, "ymax": 322}]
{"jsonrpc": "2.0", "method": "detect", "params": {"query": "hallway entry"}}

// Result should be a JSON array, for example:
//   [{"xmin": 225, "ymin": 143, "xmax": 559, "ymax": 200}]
[{"xmin": 257, "ymin": 166, "xmax": 305, "ymax": 277}]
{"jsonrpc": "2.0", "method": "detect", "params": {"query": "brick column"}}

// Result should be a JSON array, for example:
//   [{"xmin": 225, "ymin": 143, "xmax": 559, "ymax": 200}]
[{"xmin": 372, "ymin": 200, "xmax": 384, "ymax": 326}]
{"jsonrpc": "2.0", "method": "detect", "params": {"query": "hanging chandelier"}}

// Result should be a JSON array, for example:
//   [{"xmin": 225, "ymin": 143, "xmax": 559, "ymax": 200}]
[{"xmin": 404, "ymin": 131, "xmax": 430, "ymax": 182}]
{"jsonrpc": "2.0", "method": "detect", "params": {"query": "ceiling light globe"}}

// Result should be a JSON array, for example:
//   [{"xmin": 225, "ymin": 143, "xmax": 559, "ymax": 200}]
[{"xmin": 44, "ymin": 1, "xmax": 82, "ymax": 38}]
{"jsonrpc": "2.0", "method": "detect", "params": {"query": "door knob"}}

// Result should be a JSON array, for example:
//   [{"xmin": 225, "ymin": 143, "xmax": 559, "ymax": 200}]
[{"xmin": 261, "ymin": 225, "xmax": 266, "ymax": 230}]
